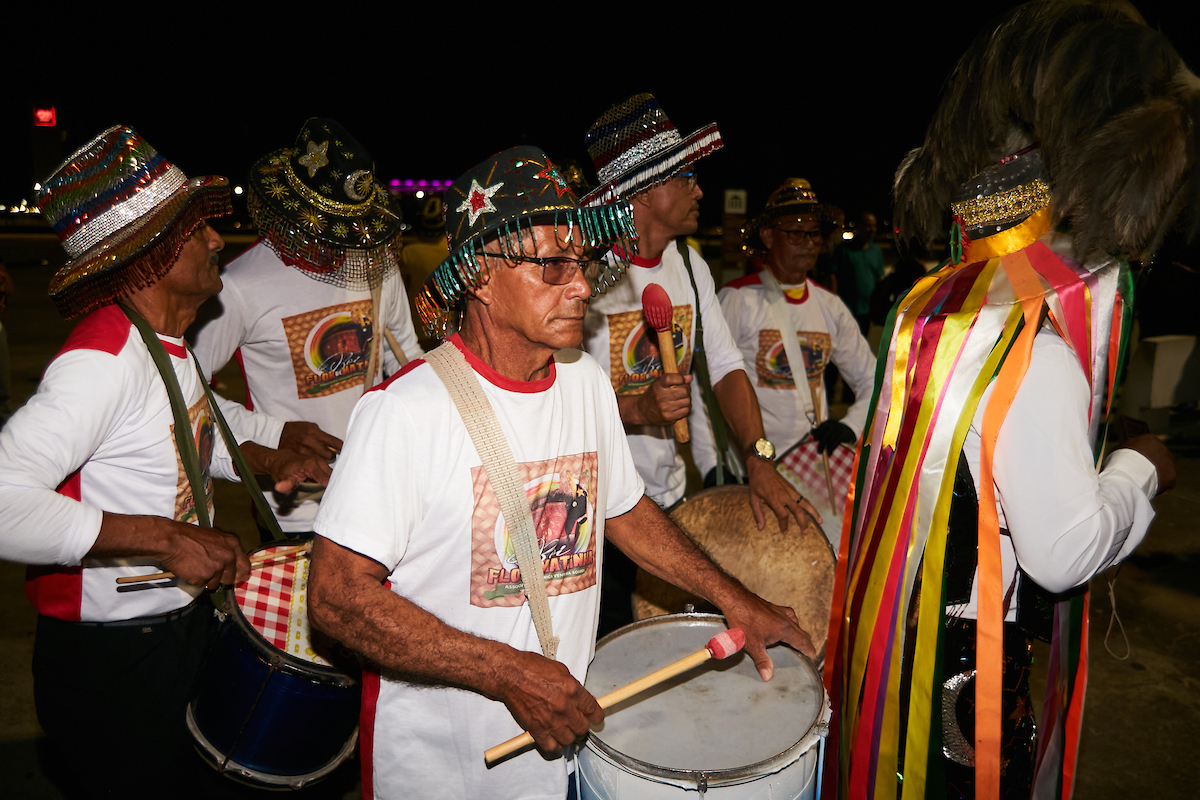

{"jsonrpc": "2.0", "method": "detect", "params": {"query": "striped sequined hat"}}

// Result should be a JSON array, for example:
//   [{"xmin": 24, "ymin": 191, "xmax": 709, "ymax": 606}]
[
  {"xmin": 35, "ymin": 125, "xmax": 231, "ymax": 320},
  {"xmin": 582, "ymin": 93, "xmax": 723, "ymax": 206},
  {"xmin": 247, "ymin": 118, "xmax": 402, "ymax": 289},
  {"xmin": 415, "ymin": 145, "xmax": 638, "ymax": 336}
]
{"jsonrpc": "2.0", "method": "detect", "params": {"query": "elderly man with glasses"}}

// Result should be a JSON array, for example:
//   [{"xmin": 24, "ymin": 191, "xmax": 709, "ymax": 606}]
[{"xmin": 690, "ymin": 179, "xmax": 876, "ymax": 543}]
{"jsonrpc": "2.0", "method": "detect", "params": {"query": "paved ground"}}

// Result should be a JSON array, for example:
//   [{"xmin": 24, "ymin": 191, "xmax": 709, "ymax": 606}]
[{"xmin": 1, "ymin": 239, "xmax": 1197, "ymax": 797}]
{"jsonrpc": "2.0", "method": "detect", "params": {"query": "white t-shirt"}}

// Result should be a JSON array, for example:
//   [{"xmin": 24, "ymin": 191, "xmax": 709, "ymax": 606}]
[
  {"xmin": 952, "ymin": 327, "xmax": 1158, "ymax": 620},
  {"xmin": 689, "ymin": 273, "xmax": 877, "ymax": 476},
  {"xmin": 580, "ymin": 243, "xmax": 744, "ymax": 506},
  {"xmin": 313, "ymin": 337, "xmax": 644, "ymax": 800},
  {"xmin": 0, "ymin": 304, "xmax": 240, "ymax": 622},
  {"xmin": 191, "ymin": 240, "xmax": 422, "ymax": 531}
]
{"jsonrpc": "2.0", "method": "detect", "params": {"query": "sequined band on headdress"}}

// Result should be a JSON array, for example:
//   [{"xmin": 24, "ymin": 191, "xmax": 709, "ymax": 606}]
[
  {"xmin": 281, "ymin": 156, "xmax": 378, "ymax": 217},
  {"xmin": 247, "ymin": 187, "xmax": 400, "ymax": 290},
  {"xmin": 951, "ymin": 178, "xmax": 1052, "ymax": 230},
  {"xmin": 415, "ymin": 203, "xmax": 638, "ymax": 337}
]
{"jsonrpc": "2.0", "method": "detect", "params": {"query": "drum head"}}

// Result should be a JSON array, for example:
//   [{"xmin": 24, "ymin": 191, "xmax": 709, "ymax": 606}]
[
  {"xmin": 585, "ymin": 614, "xmax": 824, "ymax": 780},
  {"xmin": 234, "ymin": 539, "xmax": 352, "ymax": 675},
  {"xmin": 633, "ymin": 486, "xmax": 835, "ymax": 659}
]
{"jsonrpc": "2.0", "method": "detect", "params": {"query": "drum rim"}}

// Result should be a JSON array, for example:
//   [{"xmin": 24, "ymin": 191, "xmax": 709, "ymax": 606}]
[
  {"xmin": 228, "ymin": 539, "xmax": 356, "ymax": 683},
  {"xmin": 586, "ymin": 613, "xmax": 827, "ymax": 785}
]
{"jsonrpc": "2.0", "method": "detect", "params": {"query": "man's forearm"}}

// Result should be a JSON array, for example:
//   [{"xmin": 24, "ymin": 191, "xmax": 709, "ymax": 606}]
[
  {"xmin": 712, "ymin": 370, "xmax": 765, "ymax": 454},
  {"xmin": 308, "ymin": 537, "xmax": 529, "ymax": 699},
  {"xmin": 605, "ymin": 496, "xmax": 747, "ymax": 610}
]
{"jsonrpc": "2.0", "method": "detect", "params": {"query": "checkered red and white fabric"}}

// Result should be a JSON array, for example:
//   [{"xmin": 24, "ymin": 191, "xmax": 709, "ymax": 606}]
[
  {"xmin": 777, "ymin": 439, "xmax": 855, "ymax": 517},
  {"xmin": 235, "ymin": 544, "xmax": 330, "ymax": 666}
]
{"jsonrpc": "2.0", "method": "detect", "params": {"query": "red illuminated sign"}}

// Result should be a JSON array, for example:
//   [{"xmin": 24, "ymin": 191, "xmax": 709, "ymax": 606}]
[{"xmin": 34, "ymin": 107, "xmax": 56, "ymax": 127}]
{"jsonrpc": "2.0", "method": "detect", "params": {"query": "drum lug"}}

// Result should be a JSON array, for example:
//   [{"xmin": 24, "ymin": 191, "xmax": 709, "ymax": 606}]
[
  {"xmin": 694, "ymin": 771, "xmax": 708, "ymax": 795},
  {"xmin": 683, "ymin": 603, "xmax": 696, "ymax": 614}
]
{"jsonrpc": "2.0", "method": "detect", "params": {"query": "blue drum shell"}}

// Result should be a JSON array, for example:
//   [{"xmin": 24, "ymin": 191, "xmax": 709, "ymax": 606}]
[{"xmin": 189, "ymin": 600, "xmax": 360, "ymax": 778}]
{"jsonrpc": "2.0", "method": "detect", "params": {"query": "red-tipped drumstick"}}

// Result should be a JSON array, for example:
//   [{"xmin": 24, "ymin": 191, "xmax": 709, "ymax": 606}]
[
  {"xmin": 484, "ymin": 628, "xmax": 746, "ymax": 765},
  {"xmin": 641, "ymin": 283, "xmax": 689, "ymax": 443}
]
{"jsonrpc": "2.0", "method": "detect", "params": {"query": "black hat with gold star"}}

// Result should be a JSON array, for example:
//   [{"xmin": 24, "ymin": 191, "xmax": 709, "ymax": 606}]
[
  {"xmin": 414, "ymin": 145, "xmax": 638, "ymax": 336},
  {"xmin": 247, "ymin": 118, "xmax": 401, "ymax": 288}
]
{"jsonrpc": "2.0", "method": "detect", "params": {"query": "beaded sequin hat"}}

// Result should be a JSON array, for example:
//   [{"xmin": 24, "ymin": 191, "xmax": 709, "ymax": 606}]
[
  {"xmin": 415, "ymin": 146, "xmax": 638, "ymax": 336},
  {"xmin": 35, "ymin": 125, "xmax": 232, "ymax": 320},
  {"xmin": 247, "ymin": 118, "xmax": 401, "ymax": 289},
  {"xmin": 742, "ymin": 178, "xmax": 840, "ymax": 255},
  {"xmin": 581, "ymin": 93, "xmax": 722, "ymax": 206}
]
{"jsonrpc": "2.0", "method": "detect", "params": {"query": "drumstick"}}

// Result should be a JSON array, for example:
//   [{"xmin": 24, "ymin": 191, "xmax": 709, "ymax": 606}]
[
  {"xmin": 810, "ymin": 382, "xmax": 839, "ymax": 512},
  {"xmin": 383, "ymin": 328, "xmax": 409, "ymax": 368},
  {"xmin": 641, "ymin": 283, "xmax": 688, "ymax": 443},
  {"xmin": 114, "ymin": 541, "xmax": 311, "ymax": 585},
  {"xmin": 484, "ymin": 627, "xmax": 746, "ymax": 765}
]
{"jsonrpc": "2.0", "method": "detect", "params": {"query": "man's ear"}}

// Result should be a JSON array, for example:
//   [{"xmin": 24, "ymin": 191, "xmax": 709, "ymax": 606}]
[
  {"xmin": 759, "ymin": 227, "xmax": 775, "ymax": 250},
  {"xmin": 469, "ymin": 257, "xmax": 493, "ymax": 305},
  {"xmin": 631, "ymin": 188, "xmax": 654, "ymax": 209}
]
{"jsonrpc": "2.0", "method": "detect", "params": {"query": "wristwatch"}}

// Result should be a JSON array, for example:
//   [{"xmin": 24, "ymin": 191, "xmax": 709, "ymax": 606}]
[{"xmin": 746, "ymin": 437, "xmax": 776, "ymax": 461}]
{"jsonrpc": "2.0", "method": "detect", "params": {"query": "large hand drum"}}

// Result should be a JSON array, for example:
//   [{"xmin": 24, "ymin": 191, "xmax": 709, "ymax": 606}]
[{"xmin": 633, "ymin": 485, "xmax": 836, "ymax": 660}]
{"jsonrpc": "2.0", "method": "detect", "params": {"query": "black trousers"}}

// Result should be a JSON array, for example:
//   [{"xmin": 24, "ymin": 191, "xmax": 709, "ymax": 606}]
[{"xmin": 33, "ymin": 601, "xmax": 222, "ymax": 798}]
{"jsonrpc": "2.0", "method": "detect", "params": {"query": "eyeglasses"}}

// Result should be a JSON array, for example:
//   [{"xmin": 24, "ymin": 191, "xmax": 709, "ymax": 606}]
[
  {"xmin": 772, "ymin": 227, "xmax": 823, "ymax": 244},
  {"xmin": 674, "ymin": 169, "xmax": 698, "ymax": 190},
  {"xmin": 481, "ymin": 252, "xmax": 603, "ymax": 285}
]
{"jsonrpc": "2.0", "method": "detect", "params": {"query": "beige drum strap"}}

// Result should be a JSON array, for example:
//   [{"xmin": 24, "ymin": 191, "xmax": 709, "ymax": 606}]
[
  {"xmin": 757, "ymin": 269, "xmax": 816, "ymax": 422},
  {"xmin": 424, "ymin": 342, "xmax": 559, "ymax": 661}
]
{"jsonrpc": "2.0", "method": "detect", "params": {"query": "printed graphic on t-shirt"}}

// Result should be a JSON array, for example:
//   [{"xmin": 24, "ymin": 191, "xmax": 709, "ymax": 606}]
[
  {"xmin": 756, "ymin": 329, "xmax": 833, "ymax": 390},
  {"xmin": 468, "ymin": 452, "xmax": 599, "ymax": 608},
  {"xmin": 605, "ymin": 306, "xmax": 693, "ymax": 395},
  {"xmin": 172, "ymin": 395, "xmax": 215, "ymax": 524},
  {"xmin": 281, "ymin": 301, "xmax": 375, "ymax": 399}
]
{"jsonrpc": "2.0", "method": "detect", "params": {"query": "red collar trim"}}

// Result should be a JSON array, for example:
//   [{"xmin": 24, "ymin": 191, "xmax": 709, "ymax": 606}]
[
  {"xmin": 450, "ymin": 334, "xmax": 556, "ymax": 393},
  {"xmin": 783, "ymin": 280, "xmax": 813, "ymax": 305},
  {"xmin": 160, "ymin": 337, "xmax": 188, "ymax": 358},
  {"xmin": 613, "ymin": 245, "xmax": 662, "ymax": 269}
]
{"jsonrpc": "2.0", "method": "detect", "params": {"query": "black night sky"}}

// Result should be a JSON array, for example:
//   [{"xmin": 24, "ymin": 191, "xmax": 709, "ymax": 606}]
[{"xmin": 2, "ymin": 2, "xmax": 1196, "ymax": 231}]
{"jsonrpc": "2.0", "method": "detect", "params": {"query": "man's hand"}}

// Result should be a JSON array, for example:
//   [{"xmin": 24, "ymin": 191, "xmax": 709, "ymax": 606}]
[
  {"xmin": 1120, "ymin": 433, "xmax": 1175, "ymax": 495},
  {"xmin": 240, "ymin": 442, "xmax": 333, "ymax": 493},
  {"xmin": 813, "ymin": 420, "xmax": 856, "ymax": 455},
  {"xmin": 278, "ymin": 421, "xmax": 343, "ymax": 459},
  {"xmin": 717, "ymin": 587, "xmax": 816, "ymax": 680},
  {"xmin": 496, "ymin": 649, "xmax": 604, "ymax": 752},
  {"xmin": 618, "ymin": 373, "xmax": 693, "ymax": 426},
  {"xmin": 744, "ymin": 455, "xmax": 822, "ymax": 531},
  {"xmin": 95, "ymin": 513, "xmax": 249, "ymax": 589},
  {"xmin": 157, "ymin": 522, "xmax": 251, "ymax": 589}
]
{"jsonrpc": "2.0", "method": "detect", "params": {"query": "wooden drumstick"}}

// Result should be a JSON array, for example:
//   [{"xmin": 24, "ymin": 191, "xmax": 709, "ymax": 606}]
[
  {"xmin": 641, "ymin": 283, "xmax": 688, "ymax": 443},
  {"xmin": 114, "ymin": 541, "xmax": 311, "ymax": 585},
  {"xmin": 810, "ymin": 382, "xmax": 839, "ymax": 512},
  {"xmin": 483, "ymin": 627, "xmax": 746, "ymax": 765}
]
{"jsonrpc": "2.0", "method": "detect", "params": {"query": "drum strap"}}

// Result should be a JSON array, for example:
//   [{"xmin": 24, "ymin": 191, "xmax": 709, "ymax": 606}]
[
  {"xmin": 676, "ymin": 240, "xmax": 739, "ymax": 485},
  {"xmin": 365, "ymin": 281, "xmax": 384, "ymax": 393},
  {"xmin": 423, "ymin": 341, "xmax": 559, "ymax": 661},
  {"xmin": 120, "ymin": 304, "xmax": 286, "ymax": 541},
  {"xmin": 756, "ymin": 269, "xmax": 816, "ymax": 423}
]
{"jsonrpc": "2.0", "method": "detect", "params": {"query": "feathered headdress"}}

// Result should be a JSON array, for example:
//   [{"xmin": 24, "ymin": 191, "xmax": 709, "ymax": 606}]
[{"xmin": 894, "ymin": 0, "xmax": 1199, "ymax": 261}]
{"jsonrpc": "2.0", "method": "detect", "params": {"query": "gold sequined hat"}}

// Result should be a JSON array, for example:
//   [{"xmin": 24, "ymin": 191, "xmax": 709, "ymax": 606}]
[
  {"xmin": 35, "ymin": 125, "xmax": 232, "ymax": 320},
  {"xmin": 247, "ymin": 118, "xmax": 401, "ymax": 288},
  {"xmin": 742, "ymin": 178, "xmax": 839, "ymax": 255}
]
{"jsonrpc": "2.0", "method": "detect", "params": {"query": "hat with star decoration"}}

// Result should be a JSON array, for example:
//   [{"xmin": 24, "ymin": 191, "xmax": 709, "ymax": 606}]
[
  {"xmin": 34, "ymin": 124, "xmax": 232, "ymax": 320},
  {"xmin": 414, "ymin": 145, "xmax": 639, "ymax": 337},
  {"xmin": 247, "ymin": 118, "xmax": 401, "ymax": 289},
  {"xmin": 581, "ymin": 93, "xmax": 722, "ymax": 206}
]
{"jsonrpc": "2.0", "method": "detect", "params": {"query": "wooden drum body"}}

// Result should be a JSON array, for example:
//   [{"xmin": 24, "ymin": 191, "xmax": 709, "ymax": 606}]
[{"xmin": 633, "ymin": 486, "xmax": 836, "ymax": 661}]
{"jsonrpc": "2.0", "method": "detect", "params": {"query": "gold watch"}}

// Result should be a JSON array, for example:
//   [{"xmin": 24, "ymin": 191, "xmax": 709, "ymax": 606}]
[{"xmin": 747, "ymin": 437, "xmax": 775, "ymax": 461}]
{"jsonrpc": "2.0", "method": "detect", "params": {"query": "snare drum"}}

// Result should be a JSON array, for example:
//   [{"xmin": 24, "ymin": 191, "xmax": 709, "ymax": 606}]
[
  {"xmin": 186, "ymin": 540, "xmax": 360, "ymax": 788},
  {"xmin": 576, "ymin": 614, "xmax": 829, "ymax": 798},
  {"xmin": 633, "ymin": 485, "xmax": 836, "ymax": 661}
]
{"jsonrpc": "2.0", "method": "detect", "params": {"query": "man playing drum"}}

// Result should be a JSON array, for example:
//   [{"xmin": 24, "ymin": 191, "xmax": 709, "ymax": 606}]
[
  {"xmin": 307, "ymin": 146, "xmax": 816, "ymax": 800},
  {"xmin": 689, "ymin": 180, "xmax": 876, "ymax": 543},
  {"xmin": 0, "ymin": 126, "xmax": 330, "ymax": 797},
  {"xmin": 191, "ymin": 118, "xmax": 423, "ymax": 540}
]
